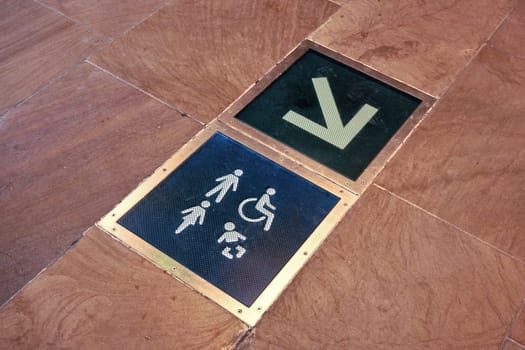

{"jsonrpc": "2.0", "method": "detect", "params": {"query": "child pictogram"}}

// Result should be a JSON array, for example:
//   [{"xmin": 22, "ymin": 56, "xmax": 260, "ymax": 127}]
[
  {"xmin": 175, "ymin": 200, "xmax": 210, "ymax": 234},
  {"xmin": 217, "ymin": 222, "xmax": 247, "ymax": 259}
]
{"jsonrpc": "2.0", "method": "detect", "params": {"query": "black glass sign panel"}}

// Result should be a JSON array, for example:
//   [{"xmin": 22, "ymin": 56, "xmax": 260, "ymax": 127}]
[
  {"xmin": 235, "ymin": 50, "xmax": 422, "ymax": 180},
  {"xmin": 118, "ymin": 133, "xmax": 339, "ymax": 306}
]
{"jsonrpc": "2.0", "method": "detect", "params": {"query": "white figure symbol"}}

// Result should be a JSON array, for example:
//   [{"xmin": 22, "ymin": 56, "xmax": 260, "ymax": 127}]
[
  {"xmin": 175, "ymin": 200, "xmax": 210, "ymax": 234},
  {"xmin": 221, "ymin": 246, "xmax": 246, "ymax": 260},
  {"xmin": 217, "ymin": 222, "xmax": 246, "ymax": 243},
  {"xmin": 217, "ymin": 222, "xmax": 247, "ymax": 259},
  {"xmin": 238, "ymin": 188, "xmax": 276, "ymax": 231},
  {"xmin": 205, "ymin": 169, "xmax": 243, "ymax": 203}
]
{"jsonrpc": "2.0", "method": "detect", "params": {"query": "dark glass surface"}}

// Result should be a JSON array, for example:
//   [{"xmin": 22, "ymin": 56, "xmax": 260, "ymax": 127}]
[
  {"xmin": 235, "ymin": 50, "xmax": 421, "ymax": 180},
  {"xmin": 118, "ymin": 133, "xmax": 339, "ymax": 306}
]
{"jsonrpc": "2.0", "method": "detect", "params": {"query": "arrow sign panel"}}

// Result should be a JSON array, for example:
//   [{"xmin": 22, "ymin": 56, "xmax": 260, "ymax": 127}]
[
  {"xmin": 235, "ymin": 49, "xmax": 422, "ymax": 181},
  {"xmin": 283, "ymin": 77, "xmax": 378, "ymax": 150}
]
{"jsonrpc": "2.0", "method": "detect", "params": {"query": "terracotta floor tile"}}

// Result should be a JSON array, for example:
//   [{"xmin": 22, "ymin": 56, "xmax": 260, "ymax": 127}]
[
  {"xmin": 37, "ymin": 0, "xmax": 168, "ymax": 38},
  {"xmin": 90, "ymin": 0, "xmax": 339, "ymax": 123},
  {"xmin": 503, "ymin": 340, "xmax": 525, "ymax": 350},
  {"xmin": 0, "ymin": 0, "xmax": 103, "ymax": 115},
  {"xmin": 246, "ymin": 186, "xmax": 525, "ymax": 350},
  {"xmin": 375, "ymin": 45, "xmax": 525, "ymax": 260},
  {"xmin": 511, "ymin": 306, "xmax": 525, "ymax": 346},
  {"xmin": 0, "ymin": 63, "xmax": 201, "ymax": 304},
  {"xmin": 311, "ymin": 0, "xmax": 515, "ymax": 97},
  {"xmin": 490, "ymin": 1, "xmax": 525, "ymax": 60},
  {"xmin": 0, "ymin": 227, "xmax": 247, "ymax": 349}
]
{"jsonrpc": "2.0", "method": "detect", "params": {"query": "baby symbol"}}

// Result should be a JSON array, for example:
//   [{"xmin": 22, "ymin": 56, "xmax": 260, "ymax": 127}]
[{"xmin": 217, "ymin": 222, "xmax": 246, "ymax": 259}]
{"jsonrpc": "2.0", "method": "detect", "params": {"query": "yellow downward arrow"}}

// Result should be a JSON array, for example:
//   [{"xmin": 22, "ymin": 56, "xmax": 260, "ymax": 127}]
[{"xmin": 283, "ymin": 77, "xmax": 378, "ymax": 150}]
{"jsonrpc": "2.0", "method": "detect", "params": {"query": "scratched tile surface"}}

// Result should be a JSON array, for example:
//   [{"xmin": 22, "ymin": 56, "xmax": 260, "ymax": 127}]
[
  {"xmin": 0, "ymin": 63, "xmax": 200, "ymax": 304},
  {"xmin": 0, "ymin": 227, "xmax": 247, "ymax": 350},
  {"xmin": 502, "ymin": 340, "xmax": 525, "ymax": 350},
  {"xmin": 312, "ymin": 0, "xmax": 515, "ymax": 96},
  {"xmin": 489, "ymin": 0, "xmax": 525, "ymax": 60},
  {"xmin": 90, "ymin": 0, "xmax": 339, "ymax": 123},
  {"xmin": 0, "ymin": 0, "xmax": 102, "ymax": 115},
  {"xmin": 245, "ymin": 187, "xmax": 525, "ymax": 350},
  {"xmin": 38, "ymin": 0, "xmax": 169, "ymax": 38},
  {"xmin": 375, "ymin": 43, "xmax": 525, "ymax": 260},
  {"xmin": 511, "ymin": 306, "xmax": 525, "ymax": 347}
]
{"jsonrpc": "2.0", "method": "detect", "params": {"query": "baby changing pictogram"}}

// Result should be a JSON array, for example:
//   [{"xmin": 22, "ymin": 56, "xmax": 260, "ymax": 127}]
[{"xmin": 117, "ymin": 132, "xmax": 339, "ymax": 306}]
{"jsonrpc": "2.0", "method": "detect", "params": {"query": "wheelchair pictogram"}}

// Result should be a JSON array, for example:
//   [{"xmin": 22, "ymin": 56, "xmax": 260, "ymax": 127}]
[{"xmin": 238, "ymin": 187, "xmax": 276, "ymax": 231}]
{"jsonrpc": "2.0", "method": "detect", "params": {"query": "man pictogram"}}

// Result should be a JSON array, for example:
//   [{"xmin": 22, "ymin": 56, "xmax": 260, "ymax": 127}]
[{"xmin": 205, "ymin": 169, "xmax": 243, "ymax": 203}]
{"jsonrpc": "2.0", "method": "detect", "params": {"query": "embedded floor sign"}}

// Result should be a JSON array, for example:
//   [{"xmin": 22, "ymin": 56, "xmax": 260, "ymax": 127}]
[
  {"xmin": 235, "ymin": 49, "xmax": 422, "ymax": 180},
  {"xmin": 117, "ymin": 133, "xmax": 339, "ymax": 307}
]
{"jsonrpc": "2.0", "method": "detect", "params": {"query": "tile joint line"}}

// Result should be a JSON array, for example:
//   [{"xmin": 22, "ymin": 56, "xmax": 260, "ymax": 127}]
[
  {"xmin": 86, "ymin": 60, "xmax": 205, "ymax": 126},
  {"xmin": 500, "ymin": 300, "xmax": 525, "ymax": 350},
  {"xmin": 436, "ymin": 1, "xmax": 518, "ymax": 98},
  {"xmin": 33, "ymin": 0, "xmax": 96, "ymax": 35},
  {"xmin": 502, "ymin": 338, "xmax": 525, "ymax": 350},
  {"xmin": 373, "ymin": 184, "xmax": 525, "ymax": 266},
  {"xmin": 0, "ymin": 226, "xmax": 93, "ymax": 313}
]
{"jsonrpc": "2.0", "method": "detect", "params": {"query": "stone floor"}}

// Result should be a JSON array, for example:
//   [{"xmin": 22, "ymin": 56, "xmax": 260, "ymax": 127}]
[{"xmin": 1, "ymin": 0, "xmax": 524, "ymax": 349}]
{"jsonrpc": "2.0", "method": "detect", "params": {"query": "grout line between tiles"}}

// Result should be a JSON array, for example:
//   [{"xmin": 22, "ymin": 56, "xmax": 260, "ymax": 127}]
[
  {"xmin": 504, "ymin": 301, "xmax": 525, "ymax": 347},
  {"xmin": 307, "ymin": 3, "xmax": 343, "ymax": 42},
  {"xmin": 233, "ymin": 327, "xmax": 255, "ymax": 350},
  {"xmin": 0, "ymin": 110, "xmax": 9, "ymax": 128},
  {"xmin": 498, "ymin": 300, "xmax": 525, "ymax": 350},
  {"xmin": 119, "ymin": 0, "xmax": 172, "ymax": 36},
  {"xmin": 373, "ymin": 183, "xmax": 525, "ymax": 266},
  {"xmin": 86, "ymin": 60, "xmax": 205, "ymax": 126},
  {"xmin": 0, "ymin": 226, "xmax": 91, "ymax": 312},
  {"xmin": 434, "ymin": 1, "xmax": 517, "ymax": 99},
  {"xmin": 504, "ymin": 338, "xmax": 525, "ymax": 350},
  {"xmin": 312, "ymin": 0, "xmax": 518, "ymax": 102},
  {"xmin": 2, "ymin": 59, "xmax": 86, "ymax": 120},
  {"xmin": 33, "ymin": 0, "xmax": 98, "ymax": 36},
  {"xmin": 82, "ymin": 0, "xmax": 174, "ymax": 60},
  {"xmin": 365, "ymin": 2, "xmax": 523, "ymax": 278},
  {"xmin": 307, "ymin": 15, "xmax": 435, "ymax": 99}
]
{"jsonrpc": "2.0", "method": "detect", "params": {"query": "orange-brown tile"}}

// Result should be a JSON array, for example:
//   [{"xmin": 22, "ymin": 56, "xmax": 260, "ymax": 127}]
[
  {"xmin": 0, "ymin": 63, "xmax": 201, "ymax": 304},
  {"xmin": 312, "ymin": 0, "xmax": 515, "ymax": 97},
  {"xmin": 490, "ymin": 1, "xmax": 525, "ymax": 60},
  {"xmin": 246, "ymin": 186, "xmax": 525, "ymax": 350},
  {"xmin": 0, "ymin": 227, "xmax": 247, "ymax": 349},
  {"xmin": 0, "ymin": 0, "xmax": 103, "ymax": 115},
  {"xmin": 375, "ymin": 45, "xmax": 525, "ymax": 261},
  {"xmin": 503, "ymin": 340, "xmax": 525, "ymax": 350},
  {"xmin": 37, "ymin": 0, "xmax": 168, "ymax": 38},
  {"xmin": 511, "ymin": 305, "xmax": 525, "ymax": 346},
  {"xmin": 90, "ymin": 0, "xmax": 339, "ymax": 123}
]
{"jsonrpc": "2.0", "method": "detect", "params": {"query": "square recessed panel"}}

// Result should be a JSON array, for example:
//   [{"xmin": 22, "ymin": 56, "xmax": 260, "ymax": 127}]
[
  {"xmin": 235, "ymin": 49, "xmax": 422, "ymax": 181},
  {"xmin": 98, "ymin": 125, "xmax": 355, "ymax": 326},
  {"xmin": 118, "ymin": 132, "xmax": 338, "ymax": 306}
]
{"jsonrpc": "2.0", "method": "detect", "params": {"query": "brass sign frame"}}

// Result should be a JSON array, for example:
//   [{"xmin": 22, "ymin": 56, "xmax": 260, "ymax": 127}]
[
  {"xmin": 219, "ymin": 40, "xmax": 435, "ymax": 194},
  {"xmin": 97, "ymin": 122, "xmax": 356, "ymax": 326}
]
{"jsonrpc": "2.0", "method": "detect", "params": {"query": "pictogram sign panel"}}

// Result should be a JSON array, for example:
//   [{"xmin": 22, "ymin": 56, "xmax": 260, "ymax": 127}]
[
  {"xmin": 118, "ymin": 132, "xmax": 338, "ymax": 306},
  {"xmin": 98, "ymin": 125, "xmax": 356, "ymax": 326}
]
